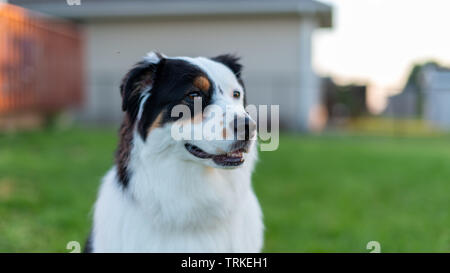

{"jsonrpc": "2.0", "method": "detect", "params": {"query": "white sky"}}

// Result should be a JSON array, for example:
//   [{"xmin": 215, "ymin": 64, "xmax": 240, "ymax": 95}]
[{"xmin": 314, "ymin": 0, "xmax": 450, "ymax": 112}]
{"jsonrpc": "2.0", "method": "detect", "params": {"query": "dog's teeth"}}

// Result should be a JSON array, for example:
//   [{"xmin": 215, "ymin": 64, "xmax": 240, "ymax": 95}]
[{"xmin": 227, "ymin": 151, "xmax": 243, "ymax": 158}]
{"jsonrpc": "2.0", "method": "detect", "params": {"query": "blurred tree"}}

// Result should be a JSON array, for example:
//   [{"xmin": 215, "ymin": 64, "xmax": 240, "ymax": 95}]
[{"xmin": 322, "ymin": 77, "xmax": 368, "ymax": 125}]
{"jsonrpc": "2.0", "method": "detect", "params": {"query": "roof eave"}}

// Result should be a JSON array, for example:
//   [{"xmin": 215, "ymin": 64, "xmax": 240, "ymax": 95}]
[{"xmin": 17, "ymin": 1, "xmax": 333, "ymax": 28}]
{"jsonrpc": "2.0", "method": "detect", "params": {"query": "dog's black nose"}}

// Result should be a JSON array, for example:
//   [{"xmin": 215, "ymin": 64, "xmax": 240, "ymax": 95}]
[{"xmin": 231, "ymin": 115, "xmax": 257, "ymax": 140}]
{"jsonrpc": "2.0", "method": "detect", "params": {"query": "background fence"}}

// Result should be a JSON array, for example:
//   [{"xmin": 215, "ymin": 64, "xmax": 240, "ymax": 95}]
[{"xmin": 0, "ymin": 4, "xmax": 83, "ymax": 115}]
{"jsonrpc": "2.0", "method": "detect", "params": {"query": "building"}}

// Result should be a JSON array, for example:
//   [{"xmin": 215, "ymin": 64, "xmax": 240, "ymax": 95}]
[
  {"xmin": 422, "ymin": 64, "xmax": 450, "ymax": 129},
  {"xmin": 385, "ymin": 62, "xmax": 450, "ymax": 129},
  {"xmin": 384, "ymin": 84, "xmax": 419, "ymax": 119},
  {"xmin": 9, "ymin": 0, "xmax": 333, "ymax": 130}
]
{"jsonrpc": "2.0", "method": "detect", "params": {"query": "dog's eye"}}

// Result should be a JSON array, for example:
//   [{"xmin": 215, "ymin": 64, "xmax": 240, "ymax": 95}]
[
  {"xmin": 233, "ymin": 91, "xmax": 241, "ymax": 99},
  {"xmin": 187, "ymin": 91, "xmax": 202, "ymax": 100}
]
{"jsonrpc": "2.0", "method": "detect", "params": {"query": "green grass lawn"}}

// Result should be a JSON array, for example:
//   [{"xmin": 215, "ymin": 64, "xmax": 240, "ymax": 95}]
[{"xmin": 1, "ymin": 128, "xmax": 450, "ymax": 252}]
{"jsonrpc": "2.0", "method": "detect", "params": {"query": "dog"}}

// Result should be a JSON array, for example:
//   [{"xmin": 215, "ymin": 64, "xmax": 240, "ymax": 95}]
[{"xmin": 85, "ymin": 52, "xmax": 263, "ymax": 252}]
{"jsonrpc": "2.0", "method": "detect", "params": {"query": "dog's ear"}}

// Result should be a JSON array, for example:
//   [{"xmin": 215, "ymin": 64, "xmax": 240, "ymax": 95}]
[
  {"xmin": 212, "ymin": 54, "xmax": 242, "ymax": 78},
  {"xmin": 120, "ymin": 52, "xmax": 164, "ymax": 118}
]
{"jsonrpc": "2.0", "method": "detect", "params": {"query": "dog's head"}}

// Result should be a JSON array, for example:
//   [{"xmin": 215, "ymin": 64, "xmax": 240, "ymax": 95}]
[{"xmin": 118, "ymin": 52, "xmax": 257, "ymax": 175}]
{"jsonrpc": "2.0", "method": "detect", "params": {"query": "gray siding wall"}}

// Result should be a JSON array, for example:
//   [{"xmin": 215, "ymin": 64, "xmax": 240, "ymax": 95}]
[
  {"xmin": 423, "ymin": 70, "xmax": 450, "ymax": 129},
  {"xmin": 78, "ymin": 16, "xmax": 318, "ymax": 129}
]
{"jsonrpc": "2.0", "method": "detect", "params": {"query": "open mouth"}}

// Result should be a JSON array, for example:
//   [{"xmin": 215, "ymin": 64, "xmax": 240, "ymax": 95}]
[{"xmin": 184, "ymin": 143, "xmax": 246, "ymax": 167}]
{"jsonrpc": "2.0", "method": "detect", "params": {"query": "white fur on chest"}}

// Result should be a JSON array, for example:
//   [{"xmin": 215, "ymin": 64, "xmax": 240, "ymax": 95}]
[{"xmin": 91, "ymin": 147, "xmax": 263, "ymax": 252}]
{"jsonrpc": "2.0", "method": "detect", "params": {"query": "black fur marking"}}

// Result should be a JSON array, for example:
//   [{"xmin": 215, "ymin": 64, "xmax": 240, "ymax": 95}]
[
  {"xmin": 115, "ymin": 57, "xmax": 215, "ymax": 187},
  {"xmin": 137, "ymin": 58, "xmax": 212, "ymax": 140},
  {"xmin": 211, "ymin": 54, "xmax": 243, "ymax": 77},
  {"xmin": 116, "ymin": 56, "xmax": 161, "ymax": 187},
  {"xmin": 120, "ymin": 60, "xmax": 159, "ymax": 122}
]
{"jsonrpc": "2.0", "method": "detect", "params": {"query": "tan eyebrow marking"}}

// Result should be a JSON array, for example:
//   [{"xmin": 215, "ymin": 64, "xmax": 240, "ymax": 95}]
[{"xmin": 193, "ymin": 76, "xmax": 211, "ymax": 93}]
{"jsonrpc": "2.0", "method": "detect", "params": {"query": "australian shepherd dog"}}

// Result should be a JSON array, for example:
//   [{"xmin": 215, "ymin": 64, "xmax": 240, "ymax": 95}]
[{"xmin": 85, "ymin": 52, "xmax": 263, "ymax": 252}]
